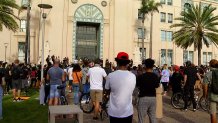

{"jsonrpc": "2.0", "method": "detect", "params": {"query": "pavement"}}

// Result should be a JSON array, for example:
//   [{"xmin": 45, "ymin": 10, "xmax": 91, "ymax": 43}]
[
  {"xmin": 65, "ymin": 88, "xmax": 210, "ymax": 123},
  {"xmin": 82, "ymin": 95, "xmax": 210, "ymax": 123}
]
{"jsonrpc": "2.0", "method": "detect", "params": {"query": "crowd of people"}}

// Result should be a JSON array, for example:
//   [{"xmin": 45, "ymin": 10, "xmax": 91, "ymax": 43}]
[{"xmin": 0, "ymin": 52, "xmax": 218, "ymax": 123}]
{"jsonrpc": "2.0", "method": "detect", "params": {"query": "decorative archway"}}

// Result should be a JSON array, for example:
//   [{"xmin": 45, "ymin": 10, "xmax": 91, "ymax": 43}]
[{"xmin": 72, "ymin": 4, "xmax": 104, "ymax": 60}]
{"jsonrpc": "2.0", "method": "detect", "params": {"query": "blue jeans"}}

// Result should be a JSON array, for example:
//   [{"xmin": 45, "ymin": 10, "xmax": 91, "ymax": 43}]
[
  {"xmin": 72, "ymin": 83, "xmax": 80, "ymax": 104},
  {"xmin": 0, "ymin": 86, "xmax": 3, "ymax": 119},
  {"xmin": 49, "ymin": 85, "xmax": 60, "ymax": 99},
  {"xmin": 83, "ymin": 83, "xmax": 90, "ymax": 94}
]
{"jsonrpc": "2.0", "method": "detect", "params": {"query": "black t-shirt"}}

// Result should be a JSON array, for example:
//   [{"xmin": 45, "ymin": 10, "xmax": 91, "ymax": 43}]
[
  {"xmin": 20, "ymin": 66, "xmax": 29, "ymax": 79},
  {"xmin": 136, "ymin": 72, "xmax": 159, "ymax": 97},
  {"xmin": 184, "ymin": 66, "xmax": 198, "ymax": 86},
  {"xmin": 171, "ymin": 72, "xmax": 183, "ymax": 87},
  {"xmin": 5, "ymin": 67, "xmax": 11, "ymax": 80}
]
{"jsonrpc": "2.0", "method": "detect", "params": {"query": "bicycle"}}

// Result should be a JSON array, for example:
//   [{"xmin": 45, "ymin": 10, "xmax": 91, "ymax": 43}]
[
  {"xmin": 79, "ymin": 90, "xmax": 109, "ymax": 120},
  {"xmin": 171, "ymin": 87, "xmax": 200, "ymax": 109},
  {"xmin": 57, "ymin": 84, "xmax": 68, "ymax": 105},
  {"xmin": 199, "ymin": 96, "xmax": 218, "ymax": 113},
  {"xmin": 79, "ymin": 92, "xmax": 94, "ymax": 113}
]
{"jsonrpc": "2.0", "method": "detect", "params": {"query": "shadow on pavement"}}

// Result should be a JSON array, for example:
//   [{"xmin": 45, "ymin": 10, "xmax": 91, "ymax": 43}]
[{"xmin": 161, "ymin": 96, "xmax": 197, "ymax": 123}]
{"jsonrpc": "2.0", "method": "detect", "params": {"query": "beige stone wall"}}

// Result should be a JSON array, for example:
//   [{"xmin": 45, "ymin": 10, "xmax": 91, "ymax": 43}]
[{"xmin": 0, "ymin": 0, "xmax": 218, "ymax": 66}]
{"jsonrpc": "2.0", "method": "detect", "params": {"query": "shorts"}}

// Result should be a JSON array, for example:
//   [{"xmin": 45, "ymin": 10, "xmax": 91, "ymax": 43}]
[
  {"xmin": 69, "ymin": 80, "xmax": 73, "ymax": 86},
  {"xmin": 90, "ymin": 90, "xmax": 102, "ymax": 102},
  {"xmin": 210, "ymin": 101, "xmax": 218, "ymax": 114},
  {"xmin": 49, "ymin": 85, "xmax": 60, "ymax": 99},
  {"xmin": 12, "ymin": 79, "xmax": 21, "ymax": 90},
  {"xmin": 21, "ymin": 79, "xmax": 28, "ymax": 88}
]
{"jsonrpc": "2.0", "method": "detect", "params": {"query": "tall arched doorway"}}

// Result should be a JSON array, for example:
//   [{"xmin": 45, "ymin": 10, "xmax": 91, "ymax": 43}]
[{"xmin": 73, "ymin": 4, "xmax": 104, "ymax": 60}]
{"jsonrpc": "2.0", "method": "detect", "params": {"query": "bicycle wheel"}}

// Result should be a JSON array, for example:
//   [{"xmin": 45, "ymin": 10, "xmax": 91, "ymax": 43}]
[
  {"xmin": 199, "ymin": 96, "xmax": 209, "ymax": 111},
  {"xmin": 171, "ymin": 93, "xmax": 184, "ymax": 109},
  {"xmin": 60, "ymin": 96, "xmax": 68, "ymax": 105},
  {"xmin": 79, "ymin": 93, "xmax": 94, "ymax": 113},
  {"xmin": 100, "ymin": 109, "xmax": 108, "ymax": 121}
]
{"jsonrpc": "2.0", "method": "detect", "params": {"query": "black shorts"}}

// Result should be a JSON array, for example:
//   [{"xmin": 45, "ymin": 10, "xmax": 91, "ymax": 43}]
[{"xmin": 12, "ymin": 79, "xmax": 22, "ymax": 90}]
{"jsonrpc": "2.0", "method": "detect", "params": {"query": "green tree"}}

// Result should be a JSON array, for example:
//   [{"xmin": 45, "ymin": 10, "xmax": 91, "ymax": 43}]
[
  {"xmin": 171, "ymin": 4, "xmax": 218, "ymax": 65},
  {"xmin": 0, "ymin": 0, "xmax": 20, "ymax": 32},
  {"xmin": 140, "ymin": 0, "xmax": 162, "ymax": 59}
]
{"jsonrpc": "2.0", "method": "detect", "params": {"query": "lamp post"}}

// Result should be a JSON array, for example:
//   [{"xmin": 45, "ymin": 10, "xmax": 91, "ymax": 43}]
[
  {"xmin": 38, "ymin": 4, "xmax": 52, "ymax": 83},
  {"xmin": 4, "ymin": 43, "xmax": 8, "ymax": 62},
  {"xmin": 22, "ymin": 0, "xmax": 31, "ymax": 64}
]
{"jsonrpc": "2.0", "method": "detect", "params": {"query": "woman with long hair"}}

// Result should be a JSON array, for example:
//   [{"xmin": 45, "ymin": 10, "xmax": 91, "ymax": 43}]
[
  {"xmin": 72, "ymin": 64, "xmax": 82, "ymax": 105},
  {"xmin": 161, "ymin": 64, "xmax": 170, "ymax": 96}
]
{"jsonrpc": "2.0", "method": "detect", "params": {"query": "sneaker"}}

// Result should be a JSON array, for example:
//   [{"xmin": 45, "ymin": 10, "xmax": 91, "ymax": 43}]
[
  {"xmin": 183, "ymin": 108, "xmax": 188, "ymax": 111},
  {"xmin": 93, "ymin": 117, "xmax": 98, "ymax": 120},
  {"xmin": 81, "ymin": 100, "xmax": 86, "ymax": 104},
  {"xmin": 13, "ymin": 98, "xmax": 17, "ymax": 102},
  {"xmin": 17, "ymin": 98, "xmax": 22, "ymax": 102},
  {"xmin": 193, "ymin": 109, "xmax": 196, "ymax": 112}
]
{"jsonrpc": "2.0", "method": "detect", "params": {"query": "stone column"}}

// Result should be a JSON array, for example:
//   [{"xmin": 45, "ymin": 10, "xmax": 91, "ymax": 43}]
[{"xmin": 156, "ymin": 86, "xmax": 163, "ymax": 118}]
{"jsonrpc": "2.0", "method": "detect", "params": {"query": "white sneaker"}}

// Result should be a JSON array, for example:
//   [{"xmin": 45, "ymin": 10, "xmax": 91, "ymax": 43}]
[
  {"xmin": 81, "ymin": 100, "xmax": 86, "ymax": 104},
  {"xmin": 13, "ymin": 98, "xmax": 17, "ymax": 102}
]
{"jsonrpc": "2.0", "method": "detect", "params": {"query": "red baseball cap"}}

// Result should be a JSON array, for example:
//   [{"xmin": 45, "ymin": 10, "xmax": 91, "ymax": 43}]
[
  {"xmin": 116, "ymin": 52, "xmax": 129, "ymax": 60},
  {"xmin": 174, "ymin": 65, "xmax": 180, "ymax": 72}
]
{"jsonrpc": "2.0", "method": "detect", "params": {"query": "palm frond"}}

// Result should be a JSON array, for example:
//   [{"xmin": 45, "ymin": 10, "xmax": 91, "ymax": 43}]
[
  {"xmin": 0, "ymin": 0, "xmax": 20, "ymax": 32},
  {"xmin": 171, "ymin": 3, "xmax": 218, "ymax": 65}
]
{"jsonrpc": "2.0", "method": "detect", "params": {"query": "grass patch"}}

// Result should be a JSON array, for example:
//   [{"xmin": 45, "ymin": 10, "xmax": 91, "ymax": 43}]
[{"xmin": 0, "ymin": 89, "xmax": 48, "ymax": 123}]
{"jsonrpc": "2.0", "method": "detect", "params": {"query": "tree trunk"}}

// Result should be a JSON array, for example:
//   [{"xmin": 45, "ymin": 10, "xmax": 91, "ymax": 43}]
[
  {"xmin": 141, "ymin": 18, "xmax": 145, "ymax": 61},
  {"xmin": 149, "ymin": 13, "xmax": 153, "ymax": 58},
  {"xmin": 198, "ymin": 46, "xmax": 201, "ymax": 66},
  {"xmin": 25, "ymin": 1, "xmax": 30, "ymax": 64}
]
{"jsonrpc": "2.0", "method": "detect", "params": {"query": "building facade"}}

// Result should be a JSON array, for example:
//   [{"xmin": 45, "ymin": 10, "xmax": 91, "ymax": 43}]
[{"xmin": 0, "ymin": 0, "xmax": 218, "ymax": 66}]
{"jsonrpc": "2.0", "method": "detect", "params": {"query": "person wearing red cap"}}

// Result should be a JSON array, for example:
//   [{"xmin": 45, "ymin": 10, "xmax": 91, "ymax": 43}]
[
  {"xmin": 105, "ymin": 52, "xmax": 136, "ymax": 123},
  {"xmin": 171, "ymin": 65, "xmax": 183, "ymax": 95}
]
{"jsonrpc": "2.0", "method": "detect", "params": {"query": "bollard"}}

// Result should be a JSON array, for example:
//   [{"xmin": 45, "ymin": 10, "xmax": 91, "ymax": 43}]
[{"xmin": 156, "ymin": 86, "xmax": 163, "ymax": 118}]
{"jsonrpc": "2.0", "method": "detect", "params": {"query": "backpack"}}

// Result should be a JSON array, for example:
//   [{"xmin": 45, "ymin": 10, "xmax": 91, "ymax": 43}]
[
  {"xmin": 211, "ymin": 70, "xmax": 218, "ymax": 94},
  {"xmin": 12, "ymin": 66, "xmax": 20, "ymax": 80}
]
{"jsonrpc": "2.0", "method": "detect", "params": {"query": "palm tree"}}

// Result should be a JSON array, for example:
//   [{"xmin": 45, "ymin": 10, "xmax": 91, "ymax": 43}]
[
  {"xmin": 171, "ymin": 4, "xmax": 218, "ymax": 65},
  {"xmin": 140, "ymin": 0, "xmax": 162, "ymax": 59},
  {"xmin": 0, "ymin": 0, "xmax": 20, "ymax": 32}
]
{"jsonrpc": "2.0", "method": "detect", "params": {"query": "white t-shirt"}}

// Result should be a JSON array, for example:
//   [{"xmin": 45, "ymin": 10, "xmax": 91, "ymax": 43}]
[
  {"xmin": 87, "ymin": 66, "xmax": 107, "ymax": 90},
  {"xmin": 105, "ymin": 70, "xmax": 136, "ymax": 118},
  {"xmin": 67, "ymin": 67, "xmax": 73, "ymax": 80}
]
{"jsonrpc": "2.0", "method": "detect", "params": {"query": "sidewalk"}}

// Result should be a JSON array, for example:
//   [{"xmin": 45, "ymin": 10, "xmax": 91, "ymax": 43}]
[{"xmin": 82, "ymin": 95, "xmax": 210, "ymax": 123}]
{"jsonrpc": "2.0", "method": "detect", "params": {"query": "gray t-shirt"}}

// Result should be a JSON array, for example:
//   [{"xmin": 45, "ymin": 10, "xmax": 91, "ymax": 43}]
[
  {"xmin": 82, "ymin": 67, "xmax": 89, "ymax": 84},
  {"xmin": 48, "ymin": 66, "xmax": 64, "ymax": 85},
  {"xmin": 203, "ymin": 68, "xmax": 218, "ymax": 102}
]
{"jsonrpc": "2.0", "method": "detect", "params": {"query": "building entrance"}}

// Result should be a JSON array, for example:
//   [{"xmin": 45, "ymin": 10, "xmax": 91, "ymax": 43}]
[{"xmin": 76, "ymin": 22, "xmax": 100, "ymax": 60}]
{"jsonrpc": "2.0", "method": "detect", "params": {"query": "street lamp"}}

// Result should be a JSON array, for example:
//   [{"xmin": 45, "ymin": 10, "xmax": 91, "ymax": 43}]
[
  {"xmin": 38, "ymin": 4, "xmax": 52, "ymax": 83},
  {"xmin": 4, "ymin": 43, "xmax": 8, "ymax": 62}
]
